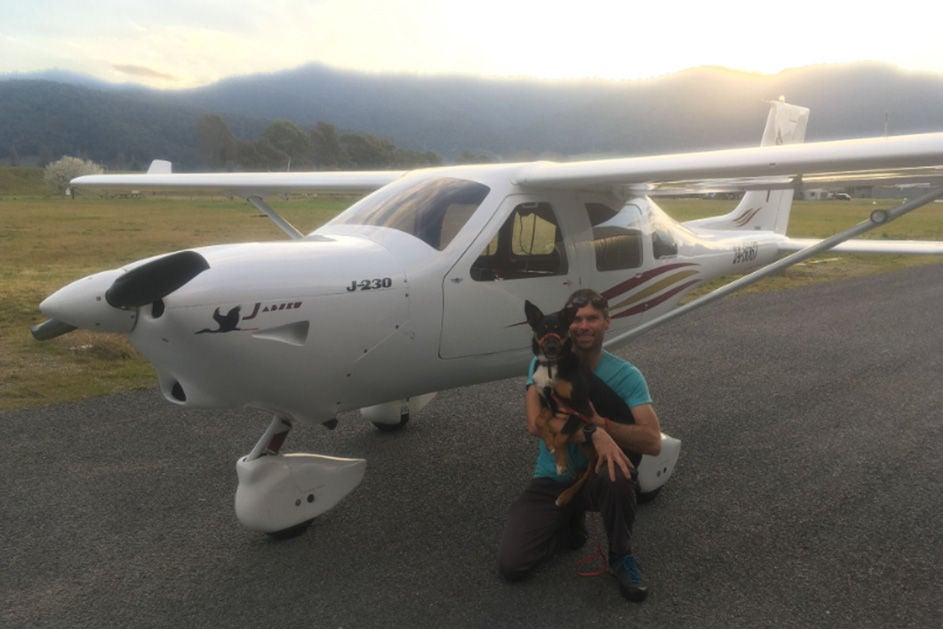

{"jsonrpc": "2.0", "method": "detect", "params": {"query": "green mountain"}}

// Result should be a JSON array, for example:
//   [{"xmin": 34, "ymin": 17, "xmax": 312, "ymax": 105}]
[{"xmin": 3, "ymin": 62, "xmax": 941, "ymax": 170}]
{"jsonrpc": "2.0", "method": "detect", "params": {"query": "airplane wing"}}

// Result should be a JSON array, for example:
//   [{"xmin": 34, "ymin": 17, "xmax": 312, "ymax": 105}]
[
  {"xmin": 71, "ymin": 129, "xmax": 943, "ymax": 241},
  {"xmin": 513, "ymin": 133, "xmax": 943, "ymax": 191},
  {"xmin": 73, "ymin": 134, "xmax": 943, "ymax": 199},
  {"xmin": 71, "ymin": 164, "xmax": 407, "ymax": 239},
  {"xmin": 71, "ymin": 169, "xmax": 406, "ymax": 195},
  {"xmin": 76, "ymin": 132, "xmax": 943, "ymax": 196},
  {"xmin": 513, "ymin": 130, "xmax": 943, "ymax": 263}
]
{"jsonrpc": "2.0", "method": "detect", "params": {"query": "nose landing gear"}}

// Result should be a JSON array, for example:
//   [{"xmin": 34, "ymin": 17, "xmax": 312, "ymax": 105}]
[{"xmin": 234, "ymin": 415, "xmax": 366, "ymax": 537}]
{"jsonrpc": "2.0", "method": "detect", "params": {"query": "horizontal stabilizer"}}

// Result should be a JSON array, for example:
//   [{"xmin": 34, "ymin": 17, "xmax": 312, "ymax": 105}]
[{"xmin": 781, "ymin": 238, "xmax": 943, "ymax": 255}]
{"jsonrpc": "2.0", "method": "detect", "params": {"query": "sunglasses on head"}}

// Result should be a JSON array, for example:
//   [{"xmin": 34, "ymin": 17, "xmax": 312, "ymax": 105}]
[{"xmin": 567, "ymin": 294, "xmax": 608, "ymax": 310}]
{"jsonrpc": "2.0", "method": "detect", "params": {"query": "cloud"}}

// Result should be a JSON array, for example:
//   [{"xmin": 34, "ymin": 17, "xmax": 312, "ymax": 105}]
[
  {"xmin": 112, "ymin": 64, "xmax": 178, "ymax": 82},
  {"xmin": 4, "ymin": 0, "xmax": 943, "ymax": 88}
]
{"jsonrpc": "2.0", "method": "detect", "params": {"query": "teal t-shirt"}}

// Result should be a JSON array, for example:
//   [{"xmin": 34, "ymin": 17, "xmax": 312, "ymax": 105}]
[{"xmin": 527, "ymin": 351, "xmax": 652, "ymax": 482}]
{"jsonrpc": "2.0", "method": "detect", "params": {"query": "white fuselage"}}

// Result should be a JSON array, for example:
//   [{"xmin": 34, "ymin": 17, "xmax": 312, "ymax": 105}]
[{"xmin": 43, "ymin": 164, "xmax": 783, "ymax": 424}]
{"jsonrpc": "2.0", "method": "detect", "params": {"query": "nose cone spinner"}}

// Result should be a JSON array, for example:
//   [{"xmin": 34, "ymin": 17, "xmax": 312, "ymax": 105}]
[
  {"xmin": 33, "ymin": 250, "xmax": 210, "ymax": 341},
  {"xmin": 37, "ymin": 268, "xmax": 137, "ymax": 337}
]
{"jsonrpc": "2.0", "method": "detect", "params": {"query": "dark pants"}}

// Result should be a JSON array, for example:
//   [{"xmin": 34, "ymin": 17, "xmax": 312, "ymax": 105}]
[{"xmin": 497, "ymin": 470, "xmax": 638, "ymax": 581}]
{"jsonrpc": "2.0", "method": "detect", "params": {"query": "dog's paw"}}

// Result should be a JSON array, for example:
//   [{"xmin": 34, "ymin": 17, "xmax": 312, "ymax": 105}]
[{"xmin": 555, "ymin": 492, "xmax": 573, "ymax": 507}]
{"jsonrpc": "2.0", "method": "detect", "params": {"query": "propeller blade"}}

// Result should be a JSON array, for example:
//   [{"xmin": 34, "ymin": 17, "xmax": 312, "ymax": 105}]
[
  {"xmin": 30, "ymin": 319, "xmax": 78, "ymax": 341},
  {"xmin": 105, "ymin": 251, "xmax": 210, "ymax": 308}
]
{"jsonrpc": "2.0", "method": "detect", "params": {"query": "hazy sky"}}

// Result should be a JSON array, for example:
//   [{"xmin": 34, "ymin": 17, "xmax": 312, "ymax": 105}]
[{"xmin": 3, "ymin": 0, "xmax": 942, "ymax": 88}]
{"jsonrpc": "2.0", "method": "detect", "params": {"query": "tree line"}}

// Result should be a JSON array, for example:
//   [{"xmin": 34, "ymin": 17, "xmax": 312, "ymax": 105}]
[
  {"xmin": 0, "ymin": 80, "xmax": 204, "ymax": 170},
  {"xmin": 1, "ymin": 81, "xmax": 455, "ymax": 172},
  {"xmin": 196, "ymin": 114, "xmax": 444, "ymax": 171}
]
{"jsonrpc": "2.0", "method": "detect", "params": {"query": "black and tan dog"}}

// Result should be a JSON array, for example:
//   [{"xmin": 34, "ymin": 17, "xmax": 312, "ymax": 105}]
[{"xmin": 525, "ymin": 300, "xmax": 637, "ymax": 507}]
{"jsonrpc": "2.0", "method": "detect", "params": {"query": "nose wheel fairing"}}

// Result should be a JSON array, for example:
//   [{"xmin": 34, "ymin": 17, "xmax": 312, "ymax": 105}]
[
  {"xmin": 235, "ymin": 453, "xmax": 366, "ymax": 533},
  {"xmin": 234, "ymin": 415, "xmax": 366, "ymax": 534}
]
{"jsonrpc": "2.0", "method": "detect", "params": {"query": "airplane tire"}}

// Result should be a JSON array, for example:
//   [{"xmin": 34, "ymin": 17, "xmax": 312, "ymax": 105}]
[
  {"xmin": 266, "ymin": 518, "xmax": 314, "ymax": 540},
  {"xmin": 636, "ymin": 487, "xmax": 662, "ymax": 504},
  {"xmin": 372, "ymin": 413, "xmax": 410, "ymax": 432}
]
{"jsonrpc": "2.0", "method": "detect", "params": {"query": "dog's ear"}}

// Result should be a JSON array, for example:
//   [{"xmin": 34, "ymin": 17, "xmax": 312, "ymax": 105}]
[
  {"xmin": 524, "ymin": 300, "xmax": 543, "ymax": 327},
  {"xmin": 558, "ymin": 303, "xmax": 577, "ymax": 329}
]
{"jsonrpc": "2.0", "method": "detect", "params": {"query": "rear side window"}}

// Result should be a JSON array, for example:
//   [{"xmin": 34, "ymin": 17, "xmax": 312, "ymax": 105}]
[
  {"xmin": 652, "ymin": 222, "xmax": 678, "ymax": 258},
  {"xmin": 587, "ymin": 202, "xmax": 642, "ymax": 270}
]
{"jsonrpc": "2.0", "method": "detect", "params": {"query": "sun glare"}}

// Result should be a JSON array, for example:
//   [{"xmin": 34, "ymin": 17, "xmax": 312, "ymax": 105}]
[{"xmin": 3, "ymin": 0, "xmax": 943, "ymax": 88}]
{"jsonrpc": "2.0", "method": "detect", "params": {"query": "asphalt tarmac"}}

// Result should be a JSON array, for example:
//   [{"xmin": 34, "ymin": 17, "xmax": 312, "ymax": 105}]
[{"xmin": 3, "ymin": 264, "xmax": 941, "ymax": 628}]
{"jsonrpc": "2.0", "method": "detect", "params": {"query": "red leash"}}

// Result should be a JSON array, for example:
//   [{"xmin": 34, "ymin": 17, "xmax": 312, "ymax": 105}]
[
  {"xmin": 575, "ymin": 514, "xmax": 608, "ymax": 577},
  {"xmin": 576, "ymin": 543, "xmax": 608, "ymax": 577}
]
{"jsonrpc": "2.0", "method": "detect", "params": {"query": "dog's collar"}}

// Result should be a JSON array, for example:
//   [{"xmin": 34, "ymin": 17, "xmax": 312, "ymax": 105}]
[{"xmin": 536, "ymin": 332, "xmax": 564, "ymax": 368}]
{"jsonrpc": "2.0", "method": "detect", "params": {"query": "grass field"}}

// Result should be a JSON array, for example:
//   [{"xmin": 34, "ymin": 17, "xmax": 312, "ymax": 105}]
[{"xmin": 1, "ymin": 167, "xmax": 940, "ymax": 411}]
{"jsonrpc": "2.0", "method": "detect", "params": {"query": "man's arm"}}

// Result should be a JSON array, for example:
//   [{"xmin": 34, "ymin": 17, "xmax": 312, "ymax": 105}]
[
  {"xmin": 576, "ymin": 402, "xmax": 661, "ymax": 482},
  {"xmin": 525, "ymin": 384, "xmax": 543, "ymax": 437},
  {"xmin": 599, "ymin": 403, "xmax": 662, "ymax": 456}
]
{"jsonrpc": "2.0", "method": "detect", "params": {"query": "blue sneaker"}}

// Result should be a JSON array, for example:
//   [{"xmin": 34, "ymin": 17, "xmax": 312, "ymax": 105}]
[{"xmin": 610, "ymin": 553, "xmax": 648, "ymax": 602}]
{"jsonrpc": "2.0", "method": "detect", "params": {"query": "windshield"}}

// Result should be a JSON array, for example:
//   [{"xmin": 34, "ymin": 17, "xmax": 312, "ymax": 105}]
[{"xmin": 327, "ymin": 176, "xmax": 490, "ymax": 250}]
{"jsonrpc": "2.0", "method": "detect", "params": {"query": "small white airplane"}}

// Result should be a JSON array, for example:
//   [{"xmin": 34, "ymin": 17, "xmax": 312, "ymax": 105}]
[{"xmin": 33, "ymin": 101, "xmax": 943, "ymax": 537}]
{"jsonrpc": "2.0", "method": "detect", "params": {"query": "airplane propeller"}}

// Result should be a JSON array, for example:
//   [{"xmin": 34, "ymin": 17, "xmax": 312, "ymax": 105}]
[
  {"xmin": 32, "ymin": 250, "xmax": 210, "ymax": 341},
  {"xmin": 30, "ymin": 319, "xmax": 77, "ymax": 341}
]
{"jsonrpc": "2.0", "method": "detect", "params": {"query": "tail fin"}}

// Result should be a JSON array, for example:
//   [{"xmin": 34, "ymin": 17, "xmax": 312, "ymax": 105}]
[
  {"xmin": 759, "ymin": 98, "xmax": 809, "ymax": 147},
  {"xmin": 687, "ymin": 100, "xmax": 810, "ymax": 234},
  {"xmin": 146, "ymin": 159, "xmax": 173, "ymax": 174}
]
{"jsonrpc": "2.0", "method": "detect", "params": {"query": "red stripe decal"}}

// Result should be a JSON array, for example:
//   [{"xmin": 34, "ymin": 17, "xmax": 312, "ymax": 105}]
[
  {"xmin": 601, "ymin": 263, "xmax": 699, "ymax": 301},
  {"xmin": 611, "ymin": 280, "xmax": 700, "ymax": 319}
]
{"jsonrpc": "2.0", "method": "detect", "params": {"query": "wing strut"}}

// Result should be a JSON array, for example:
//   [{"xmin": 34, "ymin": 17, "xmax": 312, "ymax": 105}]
[
  {"xmin": 606, "ymin": 184, "xmax": 943, "ymax": 348},
  {"xmin": 246, "ymin": 195, "xmax": 304, "ymax": 240}
]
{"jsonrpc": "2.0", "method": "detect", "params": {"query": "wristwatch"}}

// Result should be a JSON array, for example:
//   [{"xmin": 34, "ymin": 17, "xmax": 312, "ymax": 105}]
[{"xmin": 582, "ymin": 423, "xmax": 596, "ymax": 444}]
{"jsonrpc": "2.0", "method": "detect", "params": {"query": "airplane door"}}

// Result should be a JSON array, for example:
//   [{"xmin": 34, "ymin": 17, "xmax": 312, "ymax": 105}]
[{"xmin": 439, "ymin": 194, "xmax": 580, "ymax": 358}]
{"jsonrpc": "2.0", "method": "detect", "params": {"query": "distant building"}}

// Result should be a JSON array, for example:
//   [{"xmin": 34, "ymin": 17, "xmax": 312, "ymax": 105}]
[{"xmin": 803, "ymin": 188, "xmax": 831, "ymax": 200}]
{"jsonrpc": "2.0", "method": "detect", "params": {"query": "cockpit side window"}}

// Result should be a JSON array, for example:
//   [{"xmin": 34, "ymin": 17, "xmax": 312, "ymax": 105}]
[
  {"xmin": 471, "ymin": 202, "xmax": 567, "ymax": 281},
  {"xmin": 328, "ymin": 177, "xmax": 490, "ymax": 250}
]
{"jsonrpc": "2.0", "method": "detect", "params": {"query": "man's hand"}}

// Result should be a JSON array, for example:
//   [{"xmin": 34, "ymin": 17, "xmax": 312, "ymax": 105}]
[
  {"xmin": 590, "ymin": 428, "xmax": 634, "ymax": 482},
  {"xmin": 582, "ymin": 401, "xmax": 633, "ymax": 480}
]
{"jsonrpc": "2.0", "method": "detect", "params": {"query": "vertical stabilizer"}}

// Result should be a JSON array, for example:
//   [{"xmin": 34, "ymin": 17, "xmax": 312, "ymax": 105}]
[
  {"xmin": 686, "ymin": 100, "xmax": 810, "ymax": 235},
  {"xmin": 760, "ymin": 98, "xmax": 809, "ymax": 147}
]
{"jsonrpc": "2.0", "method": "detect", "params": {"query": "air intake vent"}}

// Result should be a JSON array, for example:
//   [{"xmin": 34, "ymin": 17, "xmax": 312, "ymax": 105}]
[{"xmin": 252, "ymin": 321, "xmax": 310, "ymax": 347}]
